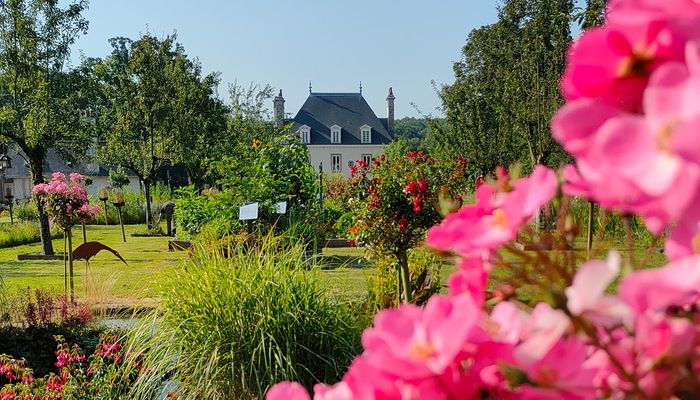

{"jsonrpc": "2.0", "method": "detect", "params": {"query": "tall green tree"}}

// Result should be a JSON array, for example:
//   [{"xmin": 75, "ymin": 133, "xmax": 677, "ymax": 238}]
[
  {"xmin": 169, "ymin": 58, "xmax": 228, "ymax": 186},
  {"xmin": 437, "ymin": 0, "xmax": 574, "ymax": 177},
  {"xmin": 96, "ymin": 34, "xmax": 192, "ymax": 227},
  {"xmin": 0, "ymin": 0, "xmax": 90, "ymax": 255}
]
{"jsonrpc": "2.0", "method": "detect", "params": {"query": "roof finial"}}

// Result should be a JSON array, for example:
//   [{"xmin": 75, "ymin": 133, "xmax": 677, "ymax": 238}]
[
  {"xmin": 359, "ymin": 81, "xmax": 363, "ymax": 94},
  {"xmin": 309, "ymin": 81, "xmax": 312, "ymax": 94}
]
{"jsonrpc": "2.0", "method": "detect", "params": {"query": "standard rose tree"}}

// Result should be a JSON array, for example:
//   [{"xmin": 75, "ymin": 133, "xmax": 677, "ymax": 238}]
[
  {"xmin": 347, "ymin": 152, "xmax": 468, "ymax": 304},
  {"xmin": 267, "ymin": 1, "xmax": 700, "ymax": 398},
  {"xmin": 33, "ymin": 172, "xmax": 101, "ymax": 302}
]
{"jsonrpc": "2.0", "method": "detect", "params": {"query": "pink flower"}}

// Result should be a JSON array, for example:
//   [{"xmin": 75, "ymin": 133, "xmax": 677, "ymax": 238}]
[
  {"xmin": 69, "ymin": 172, "xmax": 84, "ymax": 184},
  {"xmin": 665, "ymin": 191, "xmax": 700, "ymax": 259},
  {"xmin": 426, "ymin": 165, "xmax": 557, "ymax": 258},
  {"xmin": 518, "ymin": 338, "xmax": 599, "ymax": 399},
  {"xmin": 561, "ymin": 1, "xmax": 700, "ymax": 112},
  {"xmin": 447, "ymin": 258, "xmax": 488, "ymax": 306},
  {"xmin": 514, "ymin": 303, "xmax": 571, "ymax": 366},
  {"xmin": 619, "ymin": 255, "xmax": 700, "ymax": 316},
  {"xmin": 266, "ymin": 382, "xmax": 310, "ymax": 400},
  {"xmin": 51, "ymin": 172, "xmax": 66, "ymax": 182},
  {"xmin": 361, "ymin": 295, "xmax": 479, "ymax": 379},
  {"xmin": 565, "ymin": 251, "xmax": 631, "ymax": 328}
]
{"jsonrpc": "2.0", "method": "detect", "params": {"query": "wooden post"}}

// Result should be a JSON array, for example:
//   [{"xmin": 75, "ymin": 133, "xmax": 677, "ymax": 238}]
[
  {"xmin": 82, "ymin": 222, "xmax": 87, "ymax": 243},
  {"xmin": 117, "ymin": 207, "xmax": 126, "ymax": 243},
  {"xmin": 587, "ymin": 201, "xmax": 595, "ymax": 256}
]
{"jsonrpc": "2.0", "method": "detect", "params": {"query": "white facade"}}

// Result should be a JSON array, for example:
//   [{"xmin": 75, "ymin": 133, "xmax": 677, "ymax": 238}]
[{"xmin": 309, "ymin": 145, "xmax": 386, "ymax": 177}]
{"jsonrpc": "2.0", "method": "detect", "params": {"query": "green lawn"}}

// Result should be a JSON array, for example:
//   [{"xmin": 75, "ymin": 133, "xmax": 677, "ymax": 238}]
[
  {"xmin": 0, "ymin": 225, "xmax": 181, "ymax": 305},
  {"xmin": 0, "ymin": 222, "xmax": 668, "ymax": 307},
  {"xmin": 0, "ymin": 224, "xmax": 376, "ymax": 305}
]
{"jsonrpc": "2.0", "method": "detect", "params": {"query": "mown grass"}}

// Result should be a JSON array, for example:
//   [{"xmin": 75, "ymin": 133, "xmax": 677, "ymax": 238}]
[
  {"xmin": 0, "ymin": 225, "xmax": 182, "ymax": 304},
  {"xmin": 0, "ymin": 221, "xmax": 668, "ymax": 307}
]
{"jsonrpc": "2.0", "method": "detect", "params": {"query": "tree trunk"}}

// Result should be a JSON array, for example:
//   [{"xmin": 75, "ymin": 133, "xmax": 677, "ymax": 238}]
[
  {"xmin": 397, "ymin": 250, "xmax": 412, "ymax": 304},
  {"xmin": 29, "ymin": 158, "xmax": 54, "ymax": 255},
  {"xmin": 143, "ymin": 178, "xmax": 153, "ymax": 228}
]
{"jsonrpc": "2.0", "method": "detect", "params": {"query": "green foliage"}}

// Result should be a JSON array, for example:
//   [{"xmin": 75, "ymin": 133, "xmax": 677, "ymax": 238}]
[
  {"xmin": 94, "ymin": 33, "xmax": 221, "ymax": 226},
  {"xmin": 174, "ymin": 186, "xmax": 219, "ymax": 237},
  {"xmin": 567, "ymin": 197, "xmax": 658, "ymax": 247},
  {"xmin": 214, "ymin": 133, "xmax": 316, "ymax": 214},
  {"xmin": 13, "ymin": 203, "xmax": 39, "ymax": 222},
  {"xmin": 0, "ymin": 222, "xmax": 61, "ymax": 248},
  {"xmin": 123, "ymin": 235, "xmax": 364, "ymax": 399},
  {"xmin": 348, "ymin": 150, "xmax": 468, "ymax": 302},
  {"xmin": 394, "ymin": 117, "xmax": 430, "ymax": 151},
  {"xmin": 108, "ymin": 167, "xmax": 131, "ymax": 189},
  {"xmin": 436, "ymin": 0, "xmax": 574, "ymax": 175},
  {"xmin": 0, "ymin": 0, "xmax": 92, "ymax": 255},
  {"xmin": 366, "ymin": 247, "xmax": 444, "ymax": 310}
]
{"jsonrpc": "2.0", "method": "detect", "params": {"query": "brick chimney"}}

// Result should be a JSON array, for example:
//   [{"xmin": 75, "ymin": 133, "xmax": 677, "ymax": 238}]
[
  {"xmin": 273, "ymin": 89, "xmax": 285, "ymax": 128},
  {"xmin": 386, "ymin": 87, "xmax": 395, "ymax": 137}
]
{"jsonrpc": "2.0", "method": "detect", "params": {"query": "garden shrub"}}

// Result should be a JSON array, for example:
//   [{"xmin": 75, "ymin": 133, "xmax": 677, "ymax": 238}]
[
  {"xmin": 124, "ymin": 234, "xmax": 363, "ymax": 400},
  {"xmin": 13, "ymin": 203, "xmax": 38, "ymax": 222},
  {"xmin": 0, "ymin": 333, "xmax": 137, "ymax": 399},
  {"xmin": 0, "ymin": 288, "xmax": 98, "ymax": 378}
]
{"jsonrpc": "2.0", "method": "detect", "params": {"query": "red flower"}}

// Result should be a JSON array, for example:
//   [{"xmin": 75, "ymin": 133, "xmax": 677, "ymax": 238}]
[
  {"xmin": 398, "ymin": 218, "xmax": 408, "ymax": 229},
  {"xmin": 417, "ymin": 178, "xmax": 428, "ymax": 193}
]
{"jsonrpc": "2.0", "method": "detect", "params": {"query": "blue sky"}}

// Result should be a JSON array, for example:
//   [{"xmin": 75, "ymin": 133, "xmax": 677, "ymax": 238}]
[{"xmin": 71, "ymin": 1, "xmax": 502, "ymax": 118}]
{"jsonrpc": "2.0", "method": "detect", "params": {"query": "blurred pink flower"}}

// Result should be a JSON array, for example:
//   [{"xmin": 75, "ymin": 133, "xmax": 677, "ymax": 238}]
[
  {"xmin": 426, "ymin": 165, "xmax": 557, "ymax": 258},
  {"xmin": 266, "ymin": 382, "xmax": 310, "ymax": 400},
  {"xmin": 361, "ymin": 295, "xmax": 479, "ymax": 379},
  {"xmin": 565, "ymin": 251, "xmax": 631, "ymax": 328}
]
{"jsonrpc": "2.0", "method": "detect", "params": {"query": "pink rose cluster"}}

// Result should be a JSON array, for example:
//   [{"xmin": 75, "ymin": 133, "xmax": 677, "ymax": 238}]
[
  {"xmin": 32, "ymin": 172, "xmax": 100, "ymax": 229},
  {"xmin": 266, "ymin": 1, "xmax": 700, "ymax": 399},
  {"xmin": 552, "ymin": 0, "xmax": 700, "ymax": 259}
]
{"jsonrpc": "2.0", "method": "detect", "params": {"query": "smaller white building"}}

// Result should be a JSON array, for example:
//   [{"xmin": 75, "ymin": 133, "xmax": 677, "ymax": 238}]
[
  {"xmin": 2, "ymin": 146, "xmax": 139, "ymax": 203},
  {"xmin": 274, "ymin": 87, "xmax": 395, "ymax": 176}
]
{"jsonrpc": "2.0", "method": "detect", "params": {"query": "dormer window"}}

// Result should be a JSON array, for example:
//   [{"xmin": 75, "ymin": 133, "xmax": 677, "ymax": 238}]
[
  {"xmin": 330, "ymin": 125, "xmax": 341, "ymax": 144},
  {"xmin": 360, "ymin": 125, "xmax": 371, "ymax": 144},
  {"xmin": 299, "ymin": 125, "xmax": 310, "ymax": 144}
]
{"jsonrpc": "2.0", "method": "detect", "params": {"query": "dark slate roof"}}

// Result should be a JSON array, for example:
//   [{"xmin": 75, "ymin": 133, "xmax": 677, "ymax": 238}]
[{"xmin": 288, "ymin": 93, "xmax": 392, "ymax": 145}]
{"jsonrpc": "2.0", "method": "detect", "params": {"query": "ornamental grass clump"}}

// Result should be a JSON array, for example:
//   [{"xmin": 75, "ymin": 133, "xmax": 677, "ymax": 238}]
[{"xmin": 122, "ymin": 234, "xmax": 363, "ymax": 400}]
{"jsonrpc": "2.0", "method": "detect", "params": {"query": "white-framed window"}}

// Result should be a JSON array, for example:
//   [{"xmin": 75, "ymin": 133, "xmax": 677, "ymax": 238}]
[
  {"xmin": 360, "ymin": 125, "xmax": 371, "ymax": 144},
  {"xmin": 362, "ymin": 154, "xmax": 372, "ymax": 165},
  {"xmin": 331, "ymin": 154, "xmax": 342, "ymax": 173},
  {"xmin": 299, "ymin": 125, "xmax": 310, "ymax": 144},
  {"xmin": 330, "ymin": 125, "xmax": 341, "ymax": 144}
]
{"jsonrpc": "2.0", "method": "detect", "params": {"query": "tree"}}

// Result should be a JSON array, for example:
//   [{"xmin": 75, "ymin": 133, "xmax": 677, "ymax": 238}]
[
  {"xmin": 0, "ymin": 0, "xmax": 90, "ymax": 255},
  {"xmin": 394, "ymin": 117, "xmax": 430, "ymax": 151},
  {"xmin": 166, "ymin": 57, "xmax": 228, "ymax": 186},
  {"xmin": 96, "ymin": 34, "xmax": 204, "ymax": 227},
  {"xmin": 437, "ymin": 0, "xmax": 574, "ymax": 177}
]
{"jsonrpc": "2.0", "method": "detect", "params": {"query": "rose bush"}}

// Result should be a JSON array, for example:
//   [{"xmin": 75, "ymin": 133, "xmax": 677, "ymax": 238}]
[
  {"xmin": 348, "ymin": 151, "xmax": 468, "ymax": 303},
  {"xmin": 267, "ymin": 1, "xmax": 700, "ymax": 398}
]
